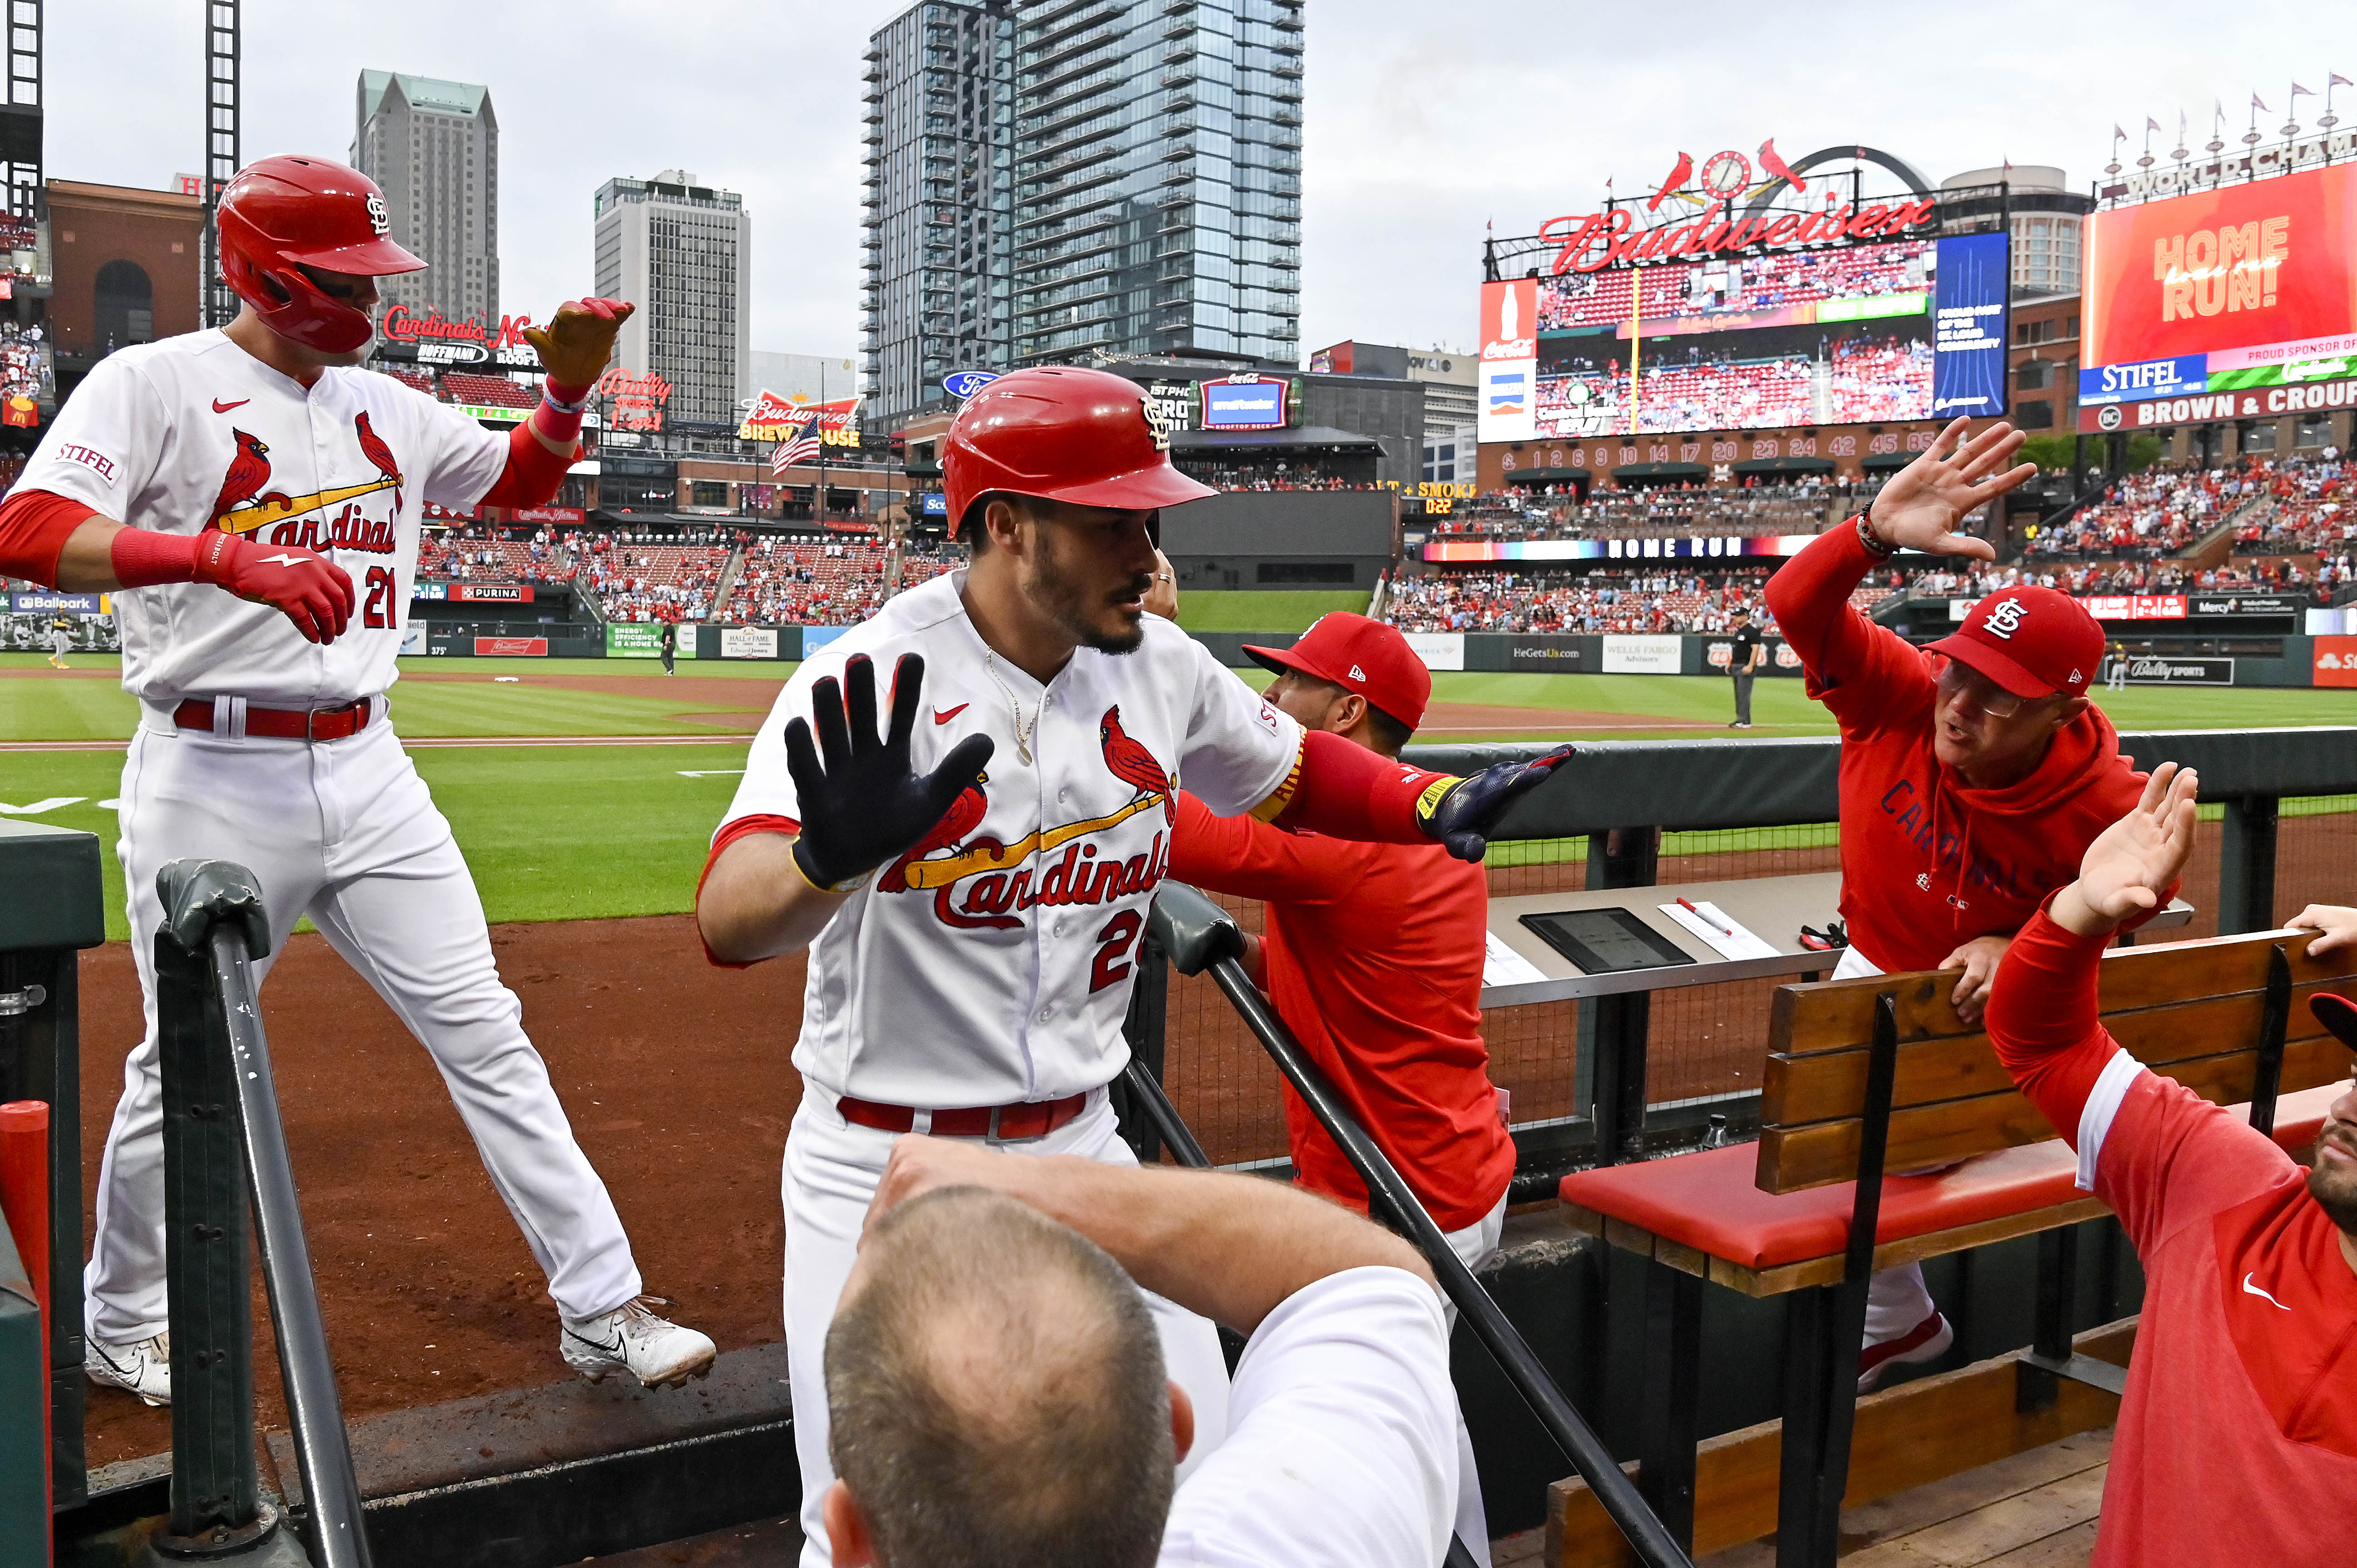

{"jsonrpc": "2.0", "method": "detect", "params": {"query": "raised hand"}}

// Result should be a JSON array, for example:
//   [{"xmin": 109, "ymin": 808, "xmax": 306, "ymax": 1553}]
[
  {"xmin": 782, "ymin": 653, "xmax": 994, "ymax": 893},
  {"xmin": 194, "ymin": 529, "xmax": 355, "ymax": 644},
  {"xmin": 1866, "ymin": 417, "xmax": 2038, "ymax": 561},
  {"xmin": 1419, "ymin": 744, "xmax": 1573, "ymax": 862},
  {"xmin": 2054, "ymin": 763, "xmax": 2199, "ymax": 934},
  {"xmin": 521, "ymin": 298, "xmax": 635, "ymax": 391}
]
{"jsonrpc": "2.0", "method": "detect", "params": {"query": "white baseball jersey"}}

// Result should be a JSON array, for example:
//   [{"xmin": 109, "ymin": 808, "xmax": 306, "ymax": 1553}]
[
  {"xmin": 1159, "ymin": 1265, "xmax": 1458, "ymax": 1568},
  {"xmin": 721, "ymin": 568, "xmax": 1304, "ymax": 1107},
  {"xmin": 15, "ymin": 328, "xmax": 507, "ymax": 705}
]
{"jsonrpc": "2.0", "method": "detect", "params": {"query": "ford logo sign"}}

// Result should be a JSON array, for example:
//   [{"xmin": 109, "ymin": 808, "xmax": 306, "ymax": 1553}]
[{"xmin": 942, "ymin": 370, "xmax": 999, "ymax": 399}]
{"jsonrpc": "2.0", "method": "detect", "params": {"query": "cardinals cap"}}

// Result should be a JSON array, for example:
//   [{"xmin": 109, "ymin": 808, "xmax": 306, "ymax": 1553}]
[
  {"xmin": 1925, "ymin": 587, "xmax": 2104, "ymax": 700},
  {"xmin": 1243, "ymin": 613, "xmax": 1432, "ymax": 731}
]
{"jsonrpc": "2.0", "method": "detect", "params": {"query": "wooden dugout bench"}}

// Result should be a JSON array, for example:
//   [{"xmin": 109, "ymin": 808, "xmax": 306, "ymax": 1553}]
[{"xmin": 1553, "ymin": 927, "xmax": 2357, "ymax": 1567}]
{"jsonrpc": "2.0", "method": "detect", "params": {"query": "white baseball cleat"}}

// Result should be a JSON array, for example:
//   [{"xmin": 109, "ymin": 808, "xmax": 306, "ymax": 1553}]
[
  {"xmin": 86, "ymin": 1332, "xmax": 173, "ymax": 1406},
  {"xmin": 560, "ymin": 1298, "xmax": 716, "ymax": 1388}
]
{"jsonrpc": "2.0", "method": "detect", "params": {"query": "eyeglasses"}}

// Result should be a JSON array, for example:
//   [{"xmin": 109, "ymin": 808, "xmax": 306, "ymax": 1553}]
[{"xmin": 1935, "ymin": 660, "xmax": 2030, "ymax": 720}]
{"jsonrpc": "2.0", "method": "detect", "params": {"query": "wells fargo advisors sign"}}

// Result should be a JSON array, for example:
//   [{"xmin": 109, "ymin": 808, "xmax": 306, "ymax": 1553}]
[{"xmin": 739, "ymin": 391, "xmax": 864, "ymax": 447}]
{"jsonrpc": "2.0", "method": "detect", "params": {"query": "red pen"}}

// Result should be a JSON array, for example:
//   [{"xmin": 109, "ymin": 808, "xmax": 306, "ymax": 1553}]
[{"xmin": 1678, "ymin": 897, "xmax": 1735, "ymax": 936}]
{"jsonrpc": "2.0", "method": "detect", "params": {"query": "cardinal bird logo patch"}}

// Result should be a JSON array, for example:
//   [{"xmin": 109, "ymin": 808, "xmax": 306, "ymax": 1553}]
[{"xmin": 207, "ymin": 415, "xmax": 406, "ymax": 555}]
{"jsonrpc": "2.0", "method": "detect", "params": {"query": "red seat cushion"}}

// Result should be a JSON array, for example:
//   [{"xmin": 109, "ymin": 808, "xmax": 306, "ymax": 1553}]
[{"xmin": 1557, "ymin": 1088, "xmax": 2342, "ymax": 1273}]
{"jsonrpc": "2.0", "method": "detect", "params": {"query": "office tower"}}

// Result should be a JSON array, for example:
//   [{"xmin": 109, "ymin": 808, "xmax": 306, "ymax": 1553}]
[
  {"xmin": 860, "ymin": 0, "xmax": 1303, "ymax": 425},
  {"xmin": 861, "ymin": 2, "xmax": 1016, "ymax": 425},
  {"xmin": 1012, "ymin": 0, "xmax": 1302, "ymax": 366},
  {"xmin": 352, "ymin": 71, "xmax": 499, "ymax": 326},
  {"xmin": 592, "ymin": 170, "xmax": 752, "ymax": 428}
]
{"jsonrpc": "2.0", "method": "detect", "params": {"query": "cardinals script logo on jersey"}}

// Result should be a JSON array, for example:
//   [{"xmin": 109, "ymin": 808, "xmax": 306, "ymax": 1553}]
[
  {"xmin": 208, "ymin": 413, "xmax": 407, "ymax": 555},
  {"xmin": 879, "ymin": 704, "xmax": 1174, "ymax": 934}
]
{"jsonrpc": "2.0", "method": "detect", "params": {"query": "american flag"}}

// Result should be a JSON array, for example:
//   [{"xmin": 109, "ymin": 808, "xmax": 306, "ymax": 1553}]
[{"xmin": 772, "ymin": 420, "xmax": 821, "ymax": 473}]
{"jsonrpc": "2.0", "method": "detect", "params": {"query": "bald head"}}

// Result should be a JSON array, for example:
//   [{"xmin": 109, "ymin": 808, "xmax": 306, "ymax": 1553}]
[{"xmin": 825, "ymin": 1186, "xmax": 1174, "ymax": 1568}]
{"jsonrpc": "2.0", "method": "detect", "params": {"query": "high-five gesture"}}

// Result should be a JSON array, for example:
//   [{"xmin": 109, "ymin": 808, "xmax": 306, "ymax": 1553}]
[
  {"xmin": 522, "ymin": 297, "xmax": 635, "ymax": 390},
  {"xmin": 2052, "ymin": 762, "xmax": 2200, "ymax": 936},
  {"xmin": 1866, "ymin": 417, "xmax": 2038, "ymax": 561},
  {"xmin": 783, "ymin": 654, "xmax": 994, "ymax": 893}
]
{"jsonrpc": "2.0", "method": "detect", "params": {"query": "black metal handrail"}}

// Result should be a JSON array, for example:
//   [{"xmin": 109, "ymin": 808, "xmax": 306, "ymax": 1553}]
[
  {"xmin": 154, "ymin": 859, "xmax": 370, "ymax": 1567},
  {"xmin": 1145, "ymin": 883, "xmax": 1696, "ymax": 1568}
]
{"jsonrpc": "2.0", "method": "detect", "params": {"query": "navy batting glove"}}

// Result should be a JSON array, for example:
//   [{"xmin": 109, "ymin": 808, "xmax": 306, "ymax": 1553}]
[
  {"xmin": 782, "ymin": 653, "xmax": 994, "ymax": 893},
  {"xmin": 1417, "ymin": 744, "xmax": 1573, "ymax": 862}
]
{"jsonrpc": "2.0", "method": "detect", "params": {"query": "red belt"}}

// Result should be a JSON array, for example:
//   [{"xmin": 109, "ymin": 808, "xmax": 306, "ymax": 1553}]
[
  {"xmin": 173, "ymin": 697, "xmax": 374, "ymax": 742},
  {"xmin": 837, "ymin": 1092, "xmax": 1088, "ymax": 1142}
]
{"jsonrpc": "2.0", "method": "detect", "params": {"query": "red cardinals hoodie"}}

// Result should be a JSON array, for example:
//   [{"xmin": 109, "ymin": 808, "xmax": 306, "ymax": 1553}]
[{"xmin": 1765, "ymin": 526, "xmax": 2153, "ymax": 970}]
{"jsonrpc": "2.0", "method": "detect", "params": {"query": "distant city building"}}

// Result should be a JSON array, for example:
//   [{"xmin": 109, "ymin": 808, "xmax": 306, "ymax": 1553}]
[
  {"xmin": 1311, "ymin": 340, "xmax": 1476, "ymax": 469},
  {"xmin": 861, "ymin": 1, "xmax": 1015, "ymax": 426},
  {"xmin": 351, "ymin": 71, "xmax": 499, "ymax": 327},
  {"xmin": 1938, "ymin": 165, "xmax": 2089, "ymax": 297},
  {"xmin": 860, "ymin": 0, "xmax": 1304, "ymax": 426},
  {"xmin": 592, "ymin": 170, "xmax": 752, "ymax": 429}
]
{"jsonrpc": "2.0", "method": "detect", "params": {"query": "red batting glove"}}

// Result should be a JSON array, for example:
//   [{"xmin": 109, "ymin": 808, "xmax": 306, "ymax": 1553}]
[{"xmin": 112, "ymin": 527, "xmax": 356, "ymax": 644}]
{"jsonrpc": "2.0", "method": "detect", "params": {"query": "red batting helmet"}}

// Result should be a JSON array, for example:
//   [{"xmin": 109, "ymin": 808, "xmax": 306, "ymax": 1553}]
[
  {"xmin": 216, "ymin": 155, "xmax": 425, "ymax": 354},
  {"xmin": 943, "ymin": 366, "xmax": 1215, "ymax": 531}
]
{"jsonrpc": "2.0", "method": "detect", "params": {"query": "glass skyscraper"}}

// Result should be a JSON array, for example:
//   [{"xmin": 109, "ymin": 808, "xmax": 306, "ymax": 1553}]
[{"xmin": 861, "ymin": 0, "xmax": 1303, "ymax": 425}]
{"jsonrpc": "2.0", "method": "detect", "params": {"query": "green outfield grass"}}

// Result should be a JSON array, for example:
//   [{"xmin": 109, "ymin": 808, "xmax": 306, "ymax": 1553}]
[
  {"xmin": 7, "ymin": 650, "xmax": 2349, "ymax": 936},
  {"xmin": 1172, "ymin": 590, "xmax": 1368, "ymax": 632}
]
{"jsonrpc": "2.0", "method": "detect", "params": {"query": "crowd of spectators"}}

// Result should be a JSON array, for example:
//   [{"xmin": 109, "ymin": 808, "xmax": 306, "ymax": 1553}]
[
  {"xmin": 1536, "ymin": 242, "xmax": 1927, "ymax": 332},
  {"xmin": 2230, "ymin": 451, "xmax": 2352, "ymax": 555},
  {"xmin": 1424, "ymin": 479, "xmax": 1872, "ymax": 541},
  {"xmin": 2029, "ymin": 459, "xmax": 2274, "ymax": 559},
  {"xmin": 717, "ymin": 537, "xmax": 958, "ymax": 628},
  {"xmin": 0, "ymin": 320, "xmax": 50, "ymax": 406},
  {"xmin": 1828, "ymin": 335, "xmax": 1934, "ymax": 424},
  {"xmin": 1384, "ymin": 565, "xmax": 1781, "ymax": 635}
]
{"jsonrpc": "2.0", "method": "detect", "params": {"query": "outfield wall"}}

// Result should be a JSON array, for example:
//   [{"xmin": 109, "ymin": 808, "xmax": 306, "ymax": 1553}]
[{"xmin": 397, "ymin": 623, "xmax": 2333, "ymax": 688}]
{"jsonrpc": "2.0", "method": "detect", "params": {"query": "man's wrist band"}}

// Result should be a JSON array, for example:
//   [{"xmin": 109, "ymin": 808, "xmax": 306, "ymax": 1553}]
[
  {"xmin": 1856, "ymin": 513, "xmax": 1895, "ymax": 558},
  {"xmin": 541, "ymin": 385, "xmax": 592, "ymax": 416}
]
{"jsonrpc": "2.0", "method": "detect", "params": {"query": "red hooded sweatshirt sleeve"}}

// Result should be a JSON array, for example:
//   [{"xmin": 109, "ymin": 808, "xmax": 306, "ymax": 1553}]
[{"xmin": 1765, "ymin": 524, "xmax": 2155, "ymax": 971}]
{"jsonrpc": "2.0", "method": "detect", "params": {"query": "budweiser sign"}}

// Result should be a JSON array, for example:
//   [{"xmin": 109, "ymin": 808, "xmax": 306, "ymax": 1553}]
[
  {"xmin": 1537, "ymin": 137, "xmax": 1936, "ymax": 274},
  {"xmin": 739, "ymin": 391, "xmax": 863, "ymax": 445}
]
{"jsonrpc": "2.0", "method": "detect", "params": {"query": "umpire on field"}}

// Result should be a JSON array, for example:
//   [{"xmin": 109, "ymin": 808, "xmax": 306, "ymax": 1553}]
[{"xmin": 1727, "ymin": 606, "xmax": 1763, "ymax": 729}]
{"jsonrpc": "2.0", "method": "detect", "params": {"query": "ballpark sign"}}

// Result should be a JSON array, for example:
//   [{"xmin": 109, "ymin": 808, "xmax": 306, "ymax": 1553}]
[
  {"xmin": 382, "ymin": 306, "xmax": 541, "ymax": 369},
  {"xmin": 2079, "ymin": 372, "xmax": 2357, "ymax": 432},
  {"xmin": 739, "ymin": 391, "xmax": 863, "ymax": 446}
]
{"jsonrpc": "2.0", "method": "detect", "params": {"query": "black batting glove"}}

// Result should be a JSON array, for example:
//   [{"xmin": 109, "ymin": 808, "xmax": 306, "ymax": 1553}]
[
  {"xmin": 1415, "ymin": 744, "xmax": 1573, "ymax": 862},
  {"xmin": 782, "ymin": 653, "xmax": 994, "ymax": 893}
]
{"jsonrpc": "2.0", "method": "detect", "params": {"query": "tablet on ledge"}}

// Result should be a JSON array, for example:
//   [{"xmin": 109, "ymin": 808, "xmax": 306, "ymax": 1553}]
[{"xmin": 1519, "ymin": 908, "xmax": 1697, "ymax": 975}]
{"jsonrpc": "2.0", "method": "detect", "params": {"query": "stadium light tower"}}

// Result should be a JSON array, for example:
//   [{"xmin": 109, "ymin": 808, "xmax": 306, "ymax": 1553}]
[
  {"xmin": 200, "ymin": 1, "xmax": 240, "ymax": 329},
  {"xmin": 1, "ymin": 0, "xmax": 40, "ymax": 220}
]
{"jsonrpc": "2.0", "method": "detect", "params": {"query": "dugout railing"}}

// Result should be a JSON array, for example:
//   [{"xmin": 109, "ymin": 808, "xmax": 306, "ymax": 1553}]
[{"xmin": 1127, "ymin": 727, "xmax": 2357, "ymax": 1186}]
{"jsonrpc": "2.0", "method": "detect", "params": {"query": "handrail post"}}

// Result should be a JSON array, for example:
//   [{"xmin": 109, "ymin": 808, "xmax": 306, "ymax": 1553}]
[
  {"xmin": 2217, "ymin": 794, "xmax": 2280, "ymax": 935},
  {"xmin": 151, "ymin": 858, "xmax": 372, "ymax": 1568},
  {"xmin": 151, "ymin": 866, "xmax": 274, "ymax": 1555}
]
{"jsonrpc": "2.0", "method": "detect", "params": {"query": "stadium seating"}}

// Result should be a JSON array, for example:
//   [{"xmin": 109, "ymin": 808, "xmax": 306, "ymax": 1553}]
[
  {"xmin": 442, "ymin": 372, "xmax": 540, "ymax": 411},
  {"xmin": 1385, "ymin": 565, "xmax": 1777, "ymax": 634},
  {"xmin": 1427, "ymin": 484, "xmax": 1855, "ymax": 542},
  {"xmin": 2030, "ymin": 459, "xmax": 2285, "ymax": 559},
  {"xmin": 2233, "ymin": 455, "xmax": 2354, "ymax": 554},
  {"xmin": 718, "ymin": 539, "xmax": 960, "ymax": 626},
  {"xmin": 385, "ymin": 369, "xmax": 438, "ymax": 396}
]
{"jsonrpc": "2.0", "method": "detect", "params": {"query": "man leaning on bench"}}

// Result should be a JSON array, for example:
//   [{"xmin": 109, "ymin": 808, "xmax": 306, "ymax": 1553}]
[{"xmin": 1560, "ymin": 765, "xmax": 2357, "ymax": 1565}]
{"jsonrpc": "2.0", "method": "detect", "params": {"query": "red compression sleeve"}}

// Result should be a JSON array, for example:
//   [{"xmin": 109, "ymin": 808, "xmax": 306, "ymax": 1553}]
[
  {"xmin": 1983, "ymin": 899, "xmax": 2121, "ymax": 1146},
  {"xmin": 0, "ymin": 490, "xmax": 100, "ymax": 584},
  {"xmin": 477, "ymin": 385, "xmax": 587, "ymax": 511},
  {"xmin": 1269, "ymin": 729, "xmax": 1458, "ymax": 845}
]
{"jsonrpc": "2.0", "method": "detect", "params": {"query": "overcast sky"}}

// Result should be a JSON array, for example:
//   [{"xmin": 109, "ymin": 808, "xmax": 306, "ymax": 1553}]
[{"xmin": 47, "ymin": 1, "xmax": 2348, "ymax": 362}]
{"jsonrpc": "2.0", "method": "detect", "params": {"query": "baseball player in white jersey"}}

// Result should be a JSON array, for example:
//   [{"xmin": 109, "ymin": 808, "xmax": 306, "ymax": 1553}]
[
  {"xmin": 0, "ymin": 155, "xmax": 713, "ymax": 1402},
  {"xmin": 696, "ymin": 365, "xmax": 1568, "ymax": 1567}
]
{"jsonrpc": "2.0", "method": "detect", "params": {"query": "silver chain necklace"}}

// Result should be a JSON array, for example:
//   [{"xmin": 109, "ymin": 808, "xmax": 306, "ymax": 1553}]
[{"xmin": 984, "ymin": 650, "xmax": 1045, "ymax": 765}]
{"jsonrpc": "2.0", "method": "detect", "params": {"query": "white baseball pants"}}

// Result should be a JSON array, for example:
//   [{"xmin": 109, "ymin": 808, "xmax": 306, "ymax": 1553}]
[
  {"xmin": 85, "ymin": 708, "xmax": 642, "ymax": 1343},
  {"xmin": 1441, "ymin": 1193, "xmax": 1509, "ymax": 1568},
  {"xmin": 782, "ymin": 1087, "xmax": 1233, "ymax": 1568}
]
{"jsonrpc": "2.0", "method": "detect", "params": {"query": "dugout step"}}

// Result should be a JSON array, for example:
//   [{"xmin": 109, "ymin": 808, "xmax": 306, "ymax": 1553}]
[{"xmin": 58, "ymin": 1343, "xmax": 798, "ymax": 1568}]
